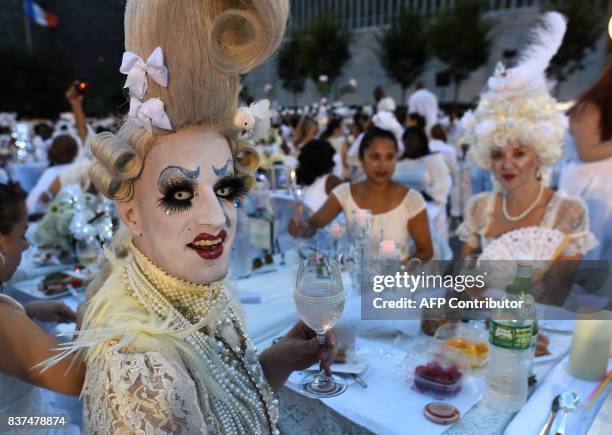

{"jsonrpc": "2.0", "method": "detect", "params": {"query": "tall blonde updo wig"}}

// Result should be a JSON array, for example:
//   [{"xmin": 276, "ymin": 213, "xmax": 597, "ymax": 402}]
[{"xmin": 89, "ymin": 0, "xmax": 289, "ymax": 201}]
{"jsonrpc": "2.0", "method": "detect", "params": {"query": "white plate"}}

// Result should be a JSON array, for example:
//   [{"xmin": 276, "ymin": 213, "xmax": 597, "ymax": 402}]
[{"xmin": 11, "ymin": 276, "xmax": 84, "ymax": 300}]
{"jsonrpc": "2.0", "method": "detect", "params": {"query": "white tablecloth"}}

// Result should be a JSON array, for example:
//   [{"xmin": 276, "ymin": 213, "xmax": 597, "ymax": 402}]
[{"xmin": 7, "ymin": 255, "xmax": 611, "ymax": 435}]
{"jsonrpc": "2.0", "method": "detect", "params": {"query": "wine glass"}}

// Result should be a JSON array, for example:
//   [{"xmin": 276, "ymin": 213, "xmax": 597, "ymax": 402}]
[
  {"xmin": 76, "ymin": 236, "xmax": 101, "ymax": 276},
  {"xmin": 293, "ymin": 255, "xmax": 347, "ymax": 397}
]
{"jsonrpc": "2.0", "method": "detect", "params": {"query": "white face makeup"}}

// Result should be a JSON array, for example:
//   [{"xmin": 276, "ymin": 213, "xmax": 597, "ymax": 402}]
[{"xmin": 123, "ymin": 128, "xmax": 249, "ymax": 284}]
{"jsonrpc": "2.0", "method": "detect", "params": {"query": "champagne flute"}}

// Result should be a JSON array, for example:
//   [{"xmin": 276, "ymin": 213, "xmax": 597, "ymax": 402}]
[{"xmin": 293, "ymin": 255, "xmax": 347, "ymax": 397}]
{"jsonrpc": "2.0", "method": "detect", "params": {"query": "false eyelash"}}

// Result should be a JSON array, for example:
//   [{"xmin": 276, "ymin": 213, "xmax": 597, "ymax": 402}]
[
  {"xmin": 157, "ymin": 179, "xmax": 196, "ymax": 214},
  {"xmin": 214, "ymin": 173, "xmax": 250, "ymax": 202}
]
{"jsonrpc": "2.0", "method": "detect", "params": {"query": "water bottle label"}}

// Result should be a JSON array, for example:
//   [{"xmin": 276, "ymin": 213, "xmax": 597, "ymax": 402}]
[{"xmin": 489, "ymin": 321, "xmax": 533, "ymax": 350}]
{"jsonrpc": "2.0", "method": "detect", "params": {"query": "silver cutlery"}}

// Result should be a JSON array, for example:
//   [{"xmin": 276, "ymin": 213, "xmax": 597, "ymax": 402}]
[
  {"xmin": 538, "ymin": 394, "xmax": 561, "ymax": 435},
  {"xmin": 352, "ymin": 373, "xmax": 367, "ymax": 388},
  {"xmin": 555, "ymin": 391, "xmax": 579, "ymax": 435}
]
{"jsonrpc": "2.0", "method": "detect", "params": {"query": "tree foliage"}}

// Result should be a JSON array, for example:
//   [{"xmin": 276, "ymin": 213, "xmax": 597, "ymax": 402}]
[
  {"xmin": 299, "ymin": 14, "xmax": 351, "ymax": 96},
  {"xmin": 546, "ymin": 0, "xmax": 607, "ymax": 84},
  {"xmin": 0, "ymin": 42, "xmax": 75, "ymax": 118},
  {"xmin": 378, "ymin": 10, "xmax": 427, "ymax": 100},
  {"xmin": 428, "ymin": 0, "xmax": 493, "ymax": 103},
  {"xmin": 277, "ymin": 34, "xmax": 308, "ymax": 105}
]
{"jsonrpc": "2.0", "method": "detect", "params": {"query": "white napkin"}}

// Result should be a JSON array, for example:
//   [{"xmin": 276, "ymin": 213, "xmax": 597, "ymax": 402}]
[
  {"xmin": 286, "ymin": 337, "xmax": 484, "ymax": 435},
  {"xmin": 505, "ymin": 356, "xmax": 612, "ymax": 435}
]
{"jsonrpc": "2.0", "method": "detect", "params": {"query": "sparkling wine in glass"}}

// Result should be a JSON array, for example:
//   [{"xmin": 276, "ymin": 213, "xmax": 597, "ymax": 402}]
[{"xmin": 294, "ymin": 256, "xmax": 347, "ymax": 397}]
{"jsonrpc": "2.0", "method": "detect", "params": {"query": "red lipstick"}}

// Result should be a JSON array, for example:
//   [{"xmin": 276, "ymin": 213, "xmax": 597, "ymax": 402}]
[{"xmin": 188, "ymin": 230, "xmax": 227, "ymax": 260}]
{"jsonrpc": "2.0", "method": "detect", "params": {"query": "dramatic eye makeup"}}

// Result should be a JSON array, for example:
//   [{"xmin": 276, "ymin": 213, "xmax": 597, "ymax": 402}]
[
  {"xmin": 157, "ymin": 165, "xmax": 200, "ymax": 214},
  {"xmin": 214, "ymin": 173, "xmax": 250, "ymax": 202}
]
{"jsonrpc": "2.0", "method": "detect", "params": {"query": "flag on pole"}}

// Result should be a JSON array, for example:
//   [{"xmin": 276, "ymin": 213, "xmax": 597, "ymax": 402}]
[{"xmin": 23, "ymin": 0, "xmax": 58, "ymax": 28}]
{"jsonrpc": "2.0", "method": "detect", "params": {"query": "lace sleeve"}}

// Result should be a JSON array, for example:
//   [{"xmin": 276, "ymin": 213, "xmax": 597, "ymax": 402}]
[
  {"xmin": 552, "ymin": 195, "xmax": 598, "ymax": 257},
  {"xmin": 456, "ymin": 192, "xmax": 491, "ymax": 250},
  {"xmin": 83, "ymin": 349, "xmax": 214, "ymax": 435}
]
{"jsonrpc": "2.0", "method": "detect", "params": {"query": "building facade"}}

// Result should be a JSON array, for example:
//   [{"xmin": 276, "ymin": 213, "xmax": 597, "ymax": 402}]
[{"xmin": 244, "ymin": 0, "xmax": 612, "ymax": 107}]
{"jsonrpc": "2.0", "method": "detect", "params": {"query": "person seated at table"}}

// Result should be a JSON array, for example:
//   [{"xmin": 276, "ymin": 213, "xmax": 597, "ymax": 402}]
[
  {"xmin": 456, "ymin": 12, "xmax": 596, "ymax": 303},
  {"xmin": 395, "ymin": 126, "xmax": 452, "ymax": 243},
  {"xmin": 43, "ymin": 2, "xmax": 339, "ymax": 432},
  {"xmin": 0, "ymin": 179, "xmax": 84, "ymax": 422},
  {"xmin": 396, "ymin": 126, "xmax": 452, "ymax": 206},
  {"xmin": 320, "ymin": 118, "xmax": 347, "ymax": 176},
  {"xmin": 296, "ymin": 139, "xmax": 342, "ymax": 213},
  {"xmin": 289, "ymin": 127, "xmax": 433, "ymax": 264},
  {"xmin": 293, "ymin": 117, "xmax": 319, "ymax": 151},
  {"xmin": 26, "ymin": 134, "xmax": 79, "ymax": 215}
]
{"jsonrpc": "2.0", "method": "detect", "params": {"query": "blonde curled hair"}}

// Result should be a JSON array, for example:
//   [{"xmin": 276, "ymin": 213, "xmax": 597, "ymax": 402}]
[{"xmin": 89, "ymin": 0, "xmax": 288, "ymax": 201}]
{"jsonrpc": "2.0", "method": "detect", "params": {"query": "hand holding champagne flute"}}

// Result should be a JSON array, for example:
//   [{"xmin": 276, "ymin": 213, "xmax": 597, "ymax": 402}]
[{"xmin": 293, "ymin": 255, "xmax": 347, "ymax": 397}]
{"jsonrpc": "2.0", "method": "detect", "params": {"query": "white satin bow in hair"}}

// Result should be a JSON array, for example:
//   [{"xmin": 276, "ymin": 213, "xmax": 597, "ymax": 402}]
[
  {"xmin": 233, "ymin": 99, "xmax": 271, "ymax": 140},
  {"xmin": 120, "ymin": 47, "xmax": 168, "ymax": 99},
  {"xmin": 128, "ymin": 97, "xmax": 172, "ymax": 132}
]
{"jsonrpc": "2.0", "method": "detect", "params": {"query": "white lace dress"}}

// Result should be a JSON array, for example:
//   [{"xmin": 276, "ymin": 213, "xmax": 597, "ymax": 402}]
[
  {"xmin": 332, "ymin": 182, "xmax": 426, "ymax": 260},
  {"xmin": 457, "ymin": 190, "xmax": 598, "ymax": 258},
  {"xmin": 65, "ymin": 246, "xmax": 278, "ymax": 435}
]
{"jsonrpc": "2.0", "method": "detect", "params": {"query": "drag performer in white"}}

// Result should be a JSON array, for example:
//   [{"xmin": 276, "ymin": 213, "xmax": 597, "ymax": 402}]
[{"xmin": 45, "ymin": 1, "xmax": 337, "ymax": 434}]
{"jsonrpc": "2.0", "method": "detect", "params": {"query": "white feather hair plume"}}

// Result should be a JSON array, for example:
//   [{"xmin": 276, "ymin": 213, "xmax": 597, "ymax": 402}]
[
  {"xmin": 487, "ymin": 11, "xmax": 567, "ymax": 95},
  {"xmin": 517, "ymin": 11, "xmax": 567, "ymax": 75}
]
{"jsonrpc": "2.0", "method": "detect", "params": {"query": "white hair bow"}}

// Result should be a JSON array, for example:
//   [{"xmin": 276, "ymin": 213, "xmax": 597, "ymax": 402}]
[
  {"xmin": 233, "ymin": 99, "xmax": 271, "ymax": 140},
  {"xmin": 128, "ymin": 97, "xmax": 172, "ymax": 132},
  {"xmin": 120, "ymin": 47, "xmax": 168, "ymax": 99}
]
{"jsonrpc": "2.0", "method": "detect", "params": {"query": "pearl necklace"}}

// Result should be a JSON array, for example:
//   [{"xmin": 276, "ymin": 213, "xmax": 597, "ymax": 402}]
[
  {"xmin": 123, "ymin": 254, "xmax": 279, "ymax": 435},
  {"xmin": 502, "ymin": 184, "xmax": 544, "ymax": 222}
]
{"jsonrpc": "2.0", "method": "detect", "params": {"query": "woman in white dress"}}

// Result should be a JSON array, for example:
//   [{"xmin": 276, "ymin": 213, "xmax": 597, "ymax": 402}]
[
  {"xmin": 0, "ymin": 180, "xmax": 83, "ymax": 434},
  {"xmin": 45, "ymin": 2, "xmax": 338, "ymax": 434},
  {"xmin": 457, "ymin": 12, "xmax": 597, "ymax": 266},
  {"xmin": 290, "ymin": 127, "xmax": 433, "ymax": 264},
  {"xmin": 26, "ymin": 135, "xmax": 79, "ymax": 215},
  {"xmin": 395, "ymin": 126, "xmax": 452, "ymax": 242},
  {"xmin": 559, "ymin": 66, "xmax": 612, "ymax": 260},
  {"xmin": 296, "ymin": 139, "xmax": 342, "ymax": 213},
  {"xmin": 320, "ymin": 118, "xmax": 347, "ymax": 177}
]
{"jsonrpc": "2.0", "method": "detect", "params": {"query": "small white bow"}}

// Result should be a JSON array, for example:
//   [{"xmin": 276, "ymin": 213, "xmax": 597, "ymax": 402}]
[
  {"xmin": 120, "ymin": 47, "xmax": 168, "ymax": 99},
  {"xmin": 128, "ymin": 97, "xmax": 172, "ymax": 132},
  {"xmin": 233, "ymin": 99, "xmax": 271, "ymax": 140}
]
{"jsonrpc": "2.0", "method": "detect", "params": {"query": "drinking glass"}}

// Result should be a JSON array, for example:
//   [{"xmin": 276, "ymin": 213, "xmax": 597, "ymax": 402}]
[
  {"xmin": 293, "ymin": 256, "xmax": 347, "ymax": 397},
  {"xmin": 76, "ymin": 236, "xmax": 101, "ymax": 276}
]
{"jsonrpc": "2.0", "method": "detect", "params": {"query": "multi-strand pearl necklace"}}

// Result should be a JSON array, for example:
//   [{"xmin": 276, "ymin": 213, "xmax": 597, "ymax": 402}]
[{"xmin": 123, "ymin": 249, "xmax": 279, "ymax": 435}]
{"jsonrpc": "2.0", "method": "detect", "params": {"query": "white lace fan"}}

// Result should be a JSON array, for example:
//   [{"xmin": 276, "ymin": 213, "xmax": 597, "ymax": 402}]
[
  {"xmin": 479, "ymin": 227, "xmax": 569, "ymax": 261},
  {"xmin": 477, "ymin": 227, "xmax": 569, "ymax": 289}
]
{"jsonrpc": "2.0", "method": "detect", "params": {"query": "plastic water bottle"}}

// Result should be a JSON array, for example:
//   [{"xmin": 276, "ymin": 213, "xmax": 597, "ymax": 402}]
[
  {"xmin": 231, "ymin": 202, "xmax": 251, "ymax": 279},
  {"xmin": 486, "ymin": 259, "xmax": 536, "ymax": 411}
]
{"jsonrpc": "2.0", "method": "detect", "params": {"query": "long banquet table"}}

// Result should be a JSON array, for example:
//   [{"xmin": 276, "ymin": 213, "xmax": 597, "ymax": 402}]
[{"xmin": 6, "ymin": 251, "xmax": 611, "ymax": 435}]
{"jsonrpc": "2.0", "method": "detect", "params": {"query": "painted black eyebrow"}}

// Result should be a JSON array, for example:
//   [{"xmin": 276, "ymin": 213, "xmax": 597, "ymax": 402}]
[{"xmin": 157, "ymin": 165, "xmax": 200, "ymax": 189}]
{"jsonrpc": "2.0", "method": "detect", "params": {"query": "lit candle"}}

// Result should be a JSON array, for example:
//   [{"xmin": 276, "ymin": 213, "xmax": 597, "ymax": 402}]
[
  {"xmin": 379, "ymin": 240, "xmax": 398, "ymax": 260},
  {"xmin": 568, "ymin": 314, "xmax": 612, "ymax": 381},
  {"xmin": 330, "ymin": 223, "xmax": 343, "ymax": 240}
]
